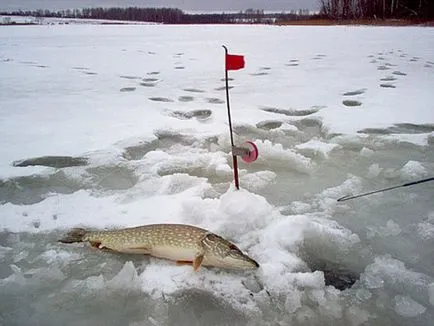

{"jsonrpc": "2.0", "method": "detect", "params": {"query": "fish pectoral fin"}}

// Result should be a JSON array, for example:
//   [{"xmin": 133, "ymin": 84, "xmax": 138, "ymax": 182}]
[
  {"xmin": 176, "ymin": 260, "xmax": 193, "ymax": 266},
  {"xmin": 193, "ymin": 254, "xmax": 204, "ymax": 272}
]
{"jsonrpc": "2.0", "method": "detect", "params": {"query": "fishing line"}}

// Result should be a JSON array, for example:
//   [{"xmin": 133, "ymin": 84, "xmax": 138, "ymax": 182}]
[{"xmin": 337, "ymin": 177, "xmax": 434, "ymax": 202}]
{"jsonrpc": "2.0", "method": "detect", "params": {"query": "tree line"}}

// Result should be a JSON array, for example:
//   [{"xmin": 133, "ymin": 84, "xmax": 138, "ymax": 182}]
[
  {"xmin": 319, "ymin": 0, "xmax": 433, "ymax": 19},
  {"xmin": 1, "ymin": 7, "xmax": 311, "ymax": 24}
]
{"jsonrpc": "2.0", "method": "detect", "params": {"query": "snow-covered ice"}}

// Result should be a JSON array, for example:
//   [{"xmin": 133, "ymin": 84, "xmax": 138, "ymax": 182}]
[{"xmin": 0, "ymin": 23, "xmax": 433, "ymax": 326}]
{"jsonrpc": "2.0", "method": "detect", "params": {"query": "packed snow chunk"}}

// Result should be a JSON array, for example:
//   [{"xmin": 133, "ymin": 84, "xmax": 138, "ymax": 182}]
[
  {"xmin": 304, "ymin": 217, "xmax": 361, "ymax": 252},
  {"xmin": 27, "ymin": 266, "xmax": 66, "ymax": 283},
  {"xmin": 106, "ymin": 261, "xmax": 141, "ymax": 292},
  {"xmin": 157, "ymin": 173, "xmax": 208, "ymax": 196},
  {"xmin": 316, "ymin": 176, "xmax": 363, "ymax": 213},
  {"xmin": 0, "ymin": 264, "xmax": 26, "ymax": 286},
  {"xmin": 310, "ymin": 287, "xmax": 343, "ymax": 319},
  {"xmin": 295, "ymin": 138, "xmax": 341, "ymax": 159},
  {"xmin": 429, "ymin": 283, "xmax": 434, "ymax": 306},
  {"xmin": 367, "ymin": 163, "xmax": 383, "ymax": 178},
  {"xmin": 360, "ymin": 273, "xmax": 384, "ymax": 289},
  {"xmin": 0, "ymin": 245, "xmax": 13, "ymax": 259},
  {"xmin": 287, "ymin": 201, "xmax": 312, "ymax": 214},
  {"xmin": 140, "ymin": 264, "xmax": 182, "ymax": 296},
  {"xmin": 217, "ymin": 188, "xmax": 276, "ymax": 235},
  {"xmin": 399, "ymin": 160, "xmax": 427, "ymax": 181},
  {"xmin": 417, "ymin": 221, "xmax": 434, "ymax": 240},
  {"xmin": 363, "ymin": 255, "xmax": 431, "ymax": 294},
  {"xmin": 239, "ymin": 170, "xmax": 276, "ymax": 191},
  {"xmin": 345, "ymin": 306, "xmax": 370, "ymax": 326},
  {"xmin": 284, "ymin": 288, "xmax": 302, "ymax": 313},
  {"xmin": 85, "ymin": 275, "xmax": 105, "ymax": 291},
  {"xmin": 12, "ymin": 250, "xmax": 29, "ymax": 263},
  {"xmin": 394, "ymin": 295, "xmax": 426, "ymax": 317},
  {"xmin": 39, "ymin": 248, "xmax": 81, "ymax": 267},
  {"xmin": 254, "ymin": 139, "xmax": 314, "ymax": 174},
  {"xmin": 367, "ymin": 219, "xmax": 401, "ymax": 238}
]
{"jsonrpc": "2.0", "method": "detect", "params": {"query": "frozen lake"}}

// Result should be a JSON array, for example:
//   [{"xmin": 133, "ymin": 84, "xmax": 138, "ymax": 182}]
[{"xmin": 0, "ymin": 24, "xmax": 433, "ymax": 325}]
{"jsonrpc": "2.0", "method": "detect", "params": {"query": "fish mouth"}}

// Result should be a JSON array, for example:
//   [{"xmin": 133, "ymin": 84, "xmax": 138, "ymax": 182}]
[{"xmin": 225, "ymin": 254, "xmax": 260, "ymax": 270}]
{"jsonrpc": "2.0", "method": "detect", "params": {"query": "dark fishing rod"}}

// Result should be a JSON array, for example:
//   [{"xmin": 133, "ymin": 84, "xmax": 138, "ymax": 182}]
[{"xmin": 337, "ymin": 177, "xmax": 434, "ymax": 202}]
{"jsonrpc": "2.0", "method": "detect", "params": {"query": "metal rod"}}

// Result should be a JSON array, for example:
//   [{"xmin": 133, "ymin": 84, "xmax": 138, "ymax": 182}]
[
  {"xmin": 337, "ymin": 177, "xmax": 434, "ymax": 202},
  {"xmin": 222, "ymin": 45, "xmax": 239, "ymax": 190}
]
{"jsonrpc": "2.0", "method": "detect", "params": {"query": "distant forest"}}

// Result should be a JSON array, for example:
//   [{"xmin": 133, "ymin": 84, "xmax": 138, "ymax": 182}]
[
  {"xmin": 1, "ymin": 7, "xmax": 311, "ymax": 24},
  {"xmin": 319, "ymin": 0, "xmax": 433, "ymax": 19}
]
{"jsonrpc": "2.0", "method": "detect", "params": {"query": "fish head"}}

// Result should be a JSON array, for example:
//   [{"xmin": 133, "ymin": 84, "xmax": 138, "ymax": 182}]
[{"xmin": 202, "ymin": 233, "xmax": 259, "ymax": 270}]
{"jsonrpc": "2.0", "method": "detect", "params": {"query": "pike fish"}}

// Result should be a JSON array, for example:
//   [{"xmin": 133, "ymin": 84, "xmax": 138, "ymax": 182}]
[{"xmin": 59, "ymin": 223, "xmax": 259, "ymax": 271}]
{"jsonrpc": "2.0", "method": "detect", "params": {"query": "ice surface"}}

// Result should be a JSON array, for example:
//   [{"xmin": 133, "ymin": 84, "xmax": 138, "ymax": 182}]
[
  {"xmin": 0, "ymin": 23, "xmax": 433, "ymax": 326},
  {"xmin": 394, "ymin": 295, "xmax": 426, "ymax": 318}
]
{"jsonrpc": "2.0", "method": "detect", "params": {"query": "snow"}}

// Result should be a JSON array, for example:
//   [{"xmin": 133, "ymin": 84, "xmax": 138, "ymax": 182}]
[{"xmin": 0, "ymin": 23, "xmax": 433, "ymax": 326}]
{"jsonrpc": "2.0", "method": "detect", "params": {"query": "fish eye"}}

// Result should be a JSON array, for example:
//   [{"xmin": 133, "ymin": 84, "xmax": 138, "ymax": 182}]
[{"xmin": 229, "ymin": 244, "xmax": 237, "ymax": 250}]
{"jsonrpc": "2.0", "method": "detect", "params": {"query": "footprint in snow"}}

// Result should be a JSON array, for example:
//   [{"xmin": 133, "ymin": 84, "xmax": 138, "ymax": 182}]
[
  {"xmin": 140, "ymin": 77, "xmax": 159, "ymax": 87},
  {"xmin": 169, "ymin": 109, "xmax": 212, "ymax": 121},
  {"xmin": 120, "ymin": 87, "xmax": 136, "ymax": 92},
  {"xmin": 120, "ymin": 75, "xmax": 142, "ymax": 80},
  {"xmin": 72, "ymin": 66, "xmax": 90, "ymax": 71},
  {"xmin": 250, "ymin": 72, "xmax": 269, "ymax": 76},
  {"xmin": 149, "ymin": 97, "xmax": 174, "ymax": 103},
  {"xmin": 286, "ymin": 59, "xmax": 299, "ymax": 67},
  {"xmin": 378, "ymin": 65, "xmax": 391, "ymax": 71},
  {"xmin": 140, "ymin": 82, "xmax": 156, "ymax": 87},
  {"xmin": 206, "ymin": 98, "xmax": 225, "ymax": 104},
  {"xmin": 380, "ymin": 83, "xmax": 396, "ymax": 89},
  {"xmin": 178, "ymin": 96, "xmax": 195, "ymax": 102},
  {"xmin": 183, "ymin": 88, "xmax": 206, "ymax": 93},
  {"xmin": 215, "ymin": 86, "xmax": 234, "ymax": 91},
  {"xmin": 256, "ymin": 120, "xmax": 283, "ymax": 130},
  {"xmin": 380, "ymin": 76, "xmax": 397, "ymax": 81},
  {"xmin": 342, "ymin": 100, "xmax": 362, "ymax": 107},
  {"xmin": 343, "ymin": 89, "xmax": 366, "ymax": 96},
  {"xmin": 392, "ymin": 70, "xmax": 407, "ymax": 76},
  {"xmin": 260, "ymin": 107, "xmax": 321, "ymax": 116}
]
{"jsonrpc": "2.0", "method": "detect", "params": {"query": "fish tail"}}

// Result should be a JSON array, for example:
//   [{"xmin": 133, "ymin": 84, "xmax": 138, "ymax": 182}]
[{"xmin": 58, "ymin": 228, "xmax": 87, "ymax": 243}]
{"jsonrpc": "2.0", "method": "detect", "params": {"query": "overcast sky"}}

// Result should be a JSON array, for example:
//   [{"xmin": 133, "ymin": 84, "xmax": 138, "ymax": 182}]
[{"xmin": 1, "ymin": 1, "xmax": 319, "ymax": 12}]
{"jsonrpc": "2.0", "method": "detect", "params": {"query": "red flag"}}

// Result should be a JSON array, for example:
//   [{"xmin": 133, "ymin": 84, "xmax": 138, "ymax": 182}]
[{"xmin": 225, "ymin": 54, "xmax": 245, "ymax": 71}]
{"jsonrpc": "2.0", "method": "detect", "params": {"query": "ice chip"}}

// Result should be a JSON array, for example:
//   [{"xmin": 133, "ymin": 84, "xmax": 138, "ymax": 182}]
[
  {"xmin": 0, "ymin": 245, "xmax": 13, "ymax": 259},
  {"xmin": 400, "ymin": 160, "xmax": 427, "ymax": 180},
  {"xmin": 13, "ymin": 250, "xmax": 29, "ymax": 263},
  {"xmin": 428, "ymin": 283, "xmax": 434, "ymax": 306},
  {"xmin": 367, "ymin": 163, "xmax": 382, "ymax": 178},
  {"xmin": 295, "ymin": 306, "xmax": 319, "ymax": 324},
  {"xmin": 360, "ymin": 147, "xmax": 374, "ymax": 157},
  {"xmin": 361, "ymin": 273, "xmax": 384, "ymax": 289},
  {"xmin": 106, "ymin": 261, "xmax": 141, "ymax": 291},
  {"xmin": 284, "ymin": 289, "xmax": 302, "ymax": 313},
  {"xmin": 86, "ymin": 275, "xmax": 105, "ymax": 291},
  {"xmin": 346, "ymin": 306, "xmax": 370, "ymax": 326},
  {"xmin": 355, "ymin": 289, "xmax": 372, "ymax": 302},
  {"xmin": 394, "ymin": 295, "xmax": 426, "ymax": 317}
]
